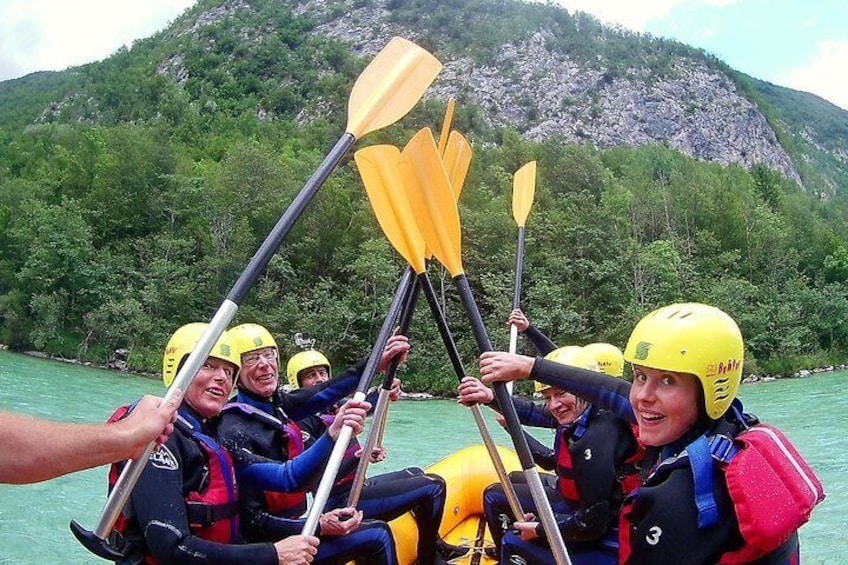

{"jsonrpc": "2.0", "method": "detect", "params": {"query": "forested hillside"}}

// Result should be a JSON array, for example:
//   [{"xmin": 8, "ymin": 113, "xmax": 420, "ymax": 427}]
[{"xmin": 1, "ymin": 0, "xmax": 848, "ymax": 392}]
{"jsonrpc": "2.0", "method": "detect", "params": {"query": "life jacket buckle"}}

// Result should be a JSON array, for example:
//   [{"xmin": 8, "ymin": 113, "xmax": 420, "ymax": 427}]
[
  {"xmin": 186, "ymin": 501, "xmax": 215, "ymax": 527},
  {"xmin": 708, "ymin": 434, "xmax": 738, "ymax": 464}
]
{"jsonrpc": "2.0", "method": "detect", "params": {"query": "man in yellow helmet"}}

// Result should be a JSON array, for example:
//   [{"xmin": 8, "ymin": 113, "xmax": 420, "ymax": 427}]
[
  {"xmin": 288, "ymin": 346, "xmax": 469, "ymax": 565},
  {"xmin": 102, "ymin": 323, "xmax": 323, "ymax": 565},
  {"xmin": 217, "ymin": 323, "xmax": 406, "ymax": 564},
  {"xmin": 480, "ymin": 303, "xmax": 813, "ymax": 564}
]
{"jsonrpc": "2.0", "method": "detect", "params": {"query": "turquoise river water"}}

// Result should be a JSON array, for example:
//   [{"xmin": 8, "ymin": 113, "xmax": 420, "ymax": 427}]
[{"xmin": 0, "ymin": 349, "xmax": 845, "ymax": 563}]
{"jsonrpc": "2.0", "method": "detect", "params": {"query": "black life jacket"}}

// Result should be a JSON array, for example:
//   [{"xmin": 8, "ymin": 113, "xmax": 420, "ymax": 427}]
[{"xmin": 221, "ymin": 402, "xmax": 307, "ymax": 516}]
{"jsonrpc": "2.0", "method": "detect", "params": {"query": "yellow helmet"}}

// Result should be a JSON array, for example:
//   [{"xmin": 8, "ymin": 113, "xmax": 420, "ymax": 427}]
[
  {"xmin": 162, "ymin": 323, "xmax": 240, "ymax": 387},
  {"xmin": 286, "ymin": 350, "xmax": 331, "ymax": 390},
  {"xmin": 623, "ymin": 303, "xmax": 743, "ymax": 420},
  {"xmin": 583, "ymin": 342, "xmax": 624, "ymax": 377},
  {"xmin": 229, "ymin": 323, "xmax": 278, "ymax": 358},
  {"xmin": 536, "ymin": 346, "xmax": 598, "ymax": 393}
]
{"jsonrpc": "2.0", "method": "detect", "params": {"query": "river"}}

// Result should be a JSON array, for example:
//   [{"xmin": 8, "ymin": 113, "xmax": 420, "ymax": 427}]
[{"xmin": 0, "ymin": 349, "xmax": 844, "ymax": 563}]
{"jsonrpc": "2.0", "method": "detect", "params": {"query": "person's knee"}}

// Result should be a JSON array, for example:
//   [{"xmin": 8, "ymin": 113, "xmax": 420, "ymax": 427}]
[{"xmin": 483, "ymin": 483, "xmax": 504, "ymax": 505}]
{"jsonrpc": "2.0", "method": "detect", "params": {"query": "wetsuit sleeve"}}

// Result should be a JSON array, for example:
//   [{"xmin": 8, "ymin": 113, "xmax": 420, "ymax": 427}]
[
  {"xmin": 524, "ymin": 325, "xmax": 558, "ymax": 356},
  {"xmin": 531, "ymin": 358, "xmax": 636, "ymax": 423},
  {"xmin": 236, "ymin": 433, "xmax": 335, "ymax": 493},
  {"xmin": 281, "ymin": 358, "xmax": 367, "ymax": 420},
  {"xmin": 130, "ymin": 434, "xmax": 278, "ymax": 565},
  {"xmin": 524, "ymin": 430, "xmax": 556, "ymax": 470}
]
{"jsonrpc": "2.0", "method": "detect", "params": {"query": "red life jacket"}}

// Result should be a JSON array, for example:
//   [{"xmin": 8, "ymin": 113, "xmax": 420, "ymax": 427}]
[
  {"xmin": 320, "ymin": 413, "xmax": 360, "ymax": 488},
  {"xmin": 221, "ymin": 402, "xmax": 307, "ymax": 516},
  {"xmin": 107, "ymin": 405, "xmax": 240, "ymax": 564}
]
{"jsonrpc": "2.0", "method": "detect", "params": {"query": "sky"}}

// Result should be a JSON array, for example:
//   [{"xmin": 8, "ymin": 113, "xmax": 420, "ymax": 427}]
[{"xmin": 1, "ymin": 0, "xmax": 846, "ymax": 110}]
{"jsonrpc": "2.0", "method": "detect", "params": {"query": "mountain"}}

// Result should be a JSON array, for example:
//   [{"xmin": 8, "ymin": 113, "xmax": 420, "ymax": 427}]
[
  {"xmin": 2, "ymin": 0, "xmax": 846, "ymax": 195},
  {"xmin": 4, "ymin": 0, "xmax": 848, "ymax": 380}
]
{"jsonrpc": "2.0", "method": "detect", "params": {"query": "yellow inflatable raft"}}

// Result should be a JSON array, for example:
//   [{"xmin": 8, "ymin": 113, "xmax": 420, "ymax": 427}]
[{"xmin": 388, "ymin": 444, "xmax": 522, "ymax": 565}]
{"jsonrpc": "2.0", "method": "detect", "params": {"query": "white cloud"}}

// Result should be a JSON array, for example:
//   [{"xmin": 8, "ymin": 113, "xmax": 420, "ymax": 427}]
[
  {"xmin": 0, "ymin": 0, "xmax": 195, "ymax": 81},
  {"xmin": 783, "ymin": 40, "xmax": 848, "ymax": 110}
]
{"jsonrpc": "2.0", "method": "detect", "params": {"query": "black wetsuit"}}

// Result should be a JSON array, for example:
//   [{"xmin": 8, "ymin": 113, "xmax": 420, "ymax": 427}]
[
  {"xmin": 216, "ymin": 364, "xmax": 398, "ymax": 565},
  {"xmin": 298, "ymin": 411, "xmax": 449, "ymax": 564},
  {"xmin": 530, "ymin": 359, "xmax": 800, "ymax": 564},
  {"xmin": 116, "ymin": 405, "xmax": 279, "ymax": 565},
  {"xmin": 483, "ymin": 397, "xmax": 636, "ymax": 564}
]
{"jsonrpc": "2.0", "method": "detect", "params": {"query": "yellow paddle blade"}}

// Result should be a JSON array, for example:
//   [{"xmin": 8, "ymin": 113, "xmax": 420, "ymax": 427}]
[
  {"xmin": 443, "ymin": 131, "xmax": 472, "ymax": 200},
  {"xmin": 355, "ymin": 146, "xmax": 427, "ymax": 274},
  {"xmin": 437, "ymin": 98, "xmax": 456, "ymax": 155},
  {"xmin": 512, "ymin": 160, "xmax": 537, "ymax": 227},
  {"xmin": 347, "ymin": 37, "xmax": 443, "ymax": 138},
  {"xmin": 401, "ymin": 128, "xmax": 465, "ymax": 277}
]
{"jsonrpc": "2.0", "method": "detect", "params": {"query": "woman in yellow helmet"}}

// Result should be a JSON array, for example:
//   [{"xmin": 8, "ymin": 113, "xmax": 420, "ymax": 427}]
[
  {"xmin": 104, "ymin": 323, "xmax": 322, "ymax": 565},
  {"xmin": 460, "ymin": 339, "xmax": 637, "ymax": 564},
  {"xmin": 480, "ymin": 303, "xmax": 819, "ymax": 564}
]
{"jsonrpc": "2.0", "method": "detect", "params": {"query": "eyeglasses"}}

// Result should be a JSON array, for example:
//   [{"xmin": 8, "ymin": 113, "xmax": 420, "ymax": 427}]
[{"xmin": 242, "ymin": 349, "xmax": 277, "ymax": 367}]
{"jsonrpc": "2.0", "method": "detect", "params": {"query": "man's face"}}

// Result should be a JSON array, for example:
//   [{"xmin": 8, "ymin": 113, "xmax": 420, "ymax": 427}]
[
  {"xmin": 299, "ymin": 365, "xmax": 330, "ymax": 388},
  {"xmin": 239, "ymin": 347, "xmax": 279, "ymax": 398}
]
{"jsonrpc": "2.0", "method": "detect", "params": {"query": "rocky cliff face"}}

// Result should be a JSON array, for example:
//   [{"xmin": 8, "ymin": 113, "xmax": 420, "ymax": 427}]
[{"xmin": 287, "ymin": 0, "xmax": 801, "ymax": 184}]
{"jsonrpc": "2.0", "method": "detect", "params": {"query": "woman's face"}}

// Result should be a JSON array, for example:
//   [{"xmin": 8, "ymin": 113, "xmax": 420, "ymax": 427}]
[
  {"xmin": 542, "ymin": 387, "xmax": 586, "ymax": 426},
  {"xmin": 185, "ymin": 357, "xmax": 236, "ymax": 418},
  {"xmin": 629, "ymin": 365, "xmax": 701, "ymax": 446}
]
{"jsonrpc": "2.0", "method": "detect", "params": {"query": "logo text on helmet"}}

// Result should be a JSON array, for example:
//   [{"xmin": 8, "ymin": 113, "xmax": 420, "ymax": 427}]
[
  {"xmin": 634, "ymin": 341, "xmax": 652, "ymax": 361},
  {"xmin": 219, "ymin": 344, "xmax": 231, "ymax": 356}
]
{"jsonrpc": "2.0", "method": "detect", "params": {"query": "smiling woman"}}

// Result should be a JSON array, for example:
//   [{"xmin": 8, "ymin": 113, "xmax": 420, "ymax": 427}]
[{"xmin": 480, "ymin": 302, "xmax": 825, "ymax": 564}]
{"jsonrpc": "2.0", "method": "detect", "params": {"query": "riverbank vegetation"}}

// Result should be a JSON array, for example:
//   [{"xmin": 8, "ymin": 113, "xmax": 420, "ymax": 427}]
[
  {"xmin": 2, "ymin": 0, "xmax": 848, "ymax": 394},
  {"xmin": 3, "ymin": 116, "xmax": 848, "ymax": 395}
]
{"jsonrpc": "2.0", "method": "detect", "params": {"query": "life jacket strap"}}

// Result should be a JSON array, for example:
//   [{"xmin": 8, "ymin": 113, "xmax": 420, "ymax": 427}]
[
  {"xmin": 688, "ymin": 435, "xmax": 719, "ymax": 528},
  {"xmin": 186, "ymin": 500, "xmax": 240, "ymax": 527}
]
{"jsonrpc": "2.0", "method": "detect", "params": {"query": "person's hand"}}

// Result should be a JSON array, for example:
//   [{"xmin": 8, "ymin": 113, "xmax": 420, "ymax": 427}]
[
  {"xmin": 354, "ymin": 445, "xmax": 387, "ymax": 463},
  {"xmin": 319, "ymin": 507, "xmax": 363, "ymax": 536},
  {"xmin": 507, "ymin": 309, "xmax": 530, "ymax": 333},
  {"xmin": 479, "ymin": 352, "xmax": 534, "ymax": 385},
  {"xmin": 119, "ymin": 391, "xmax": 182, "ymax": 459},
  {"xmin": 388, "ymin": 378, "xmax": 402, "ymax": 402},
  {"xmin": 494, "ymin": 413, "xmax": 507, "ymax": 429},
  {"xmin": 328, "ymin": 399, "xmax": 370, "ymax": 440},
  {"xmin": 514, "ymin": 520, "xmax": 540, "ymax": 541},
  {"xmin": 377, "ymin": 333, "xmax": 410, "ymax": 372},
  {"xmin": 370, "ymin": 445, "xmax": 387, "ymax": 463},
  {"xmin": 457, "ymin": 376, "xmax": 494, "ymax": 406},
  {"xmin": 273, "ymin": 534, "xmax": 319, "ymax": 564}
]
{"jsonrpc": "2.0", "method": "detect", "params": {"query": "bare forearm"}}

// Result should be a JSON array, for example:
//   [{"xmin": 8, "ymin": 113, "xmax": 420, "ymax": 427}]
[{"xmin": 0, "ymin": 412, "xmax": 134, "ymax": 484}]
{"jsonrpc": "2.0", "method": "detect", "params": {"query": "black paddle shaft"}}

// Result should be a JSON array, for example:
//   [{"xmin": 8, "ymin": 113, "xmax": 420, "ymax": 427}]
[
  {"xmin": 418, "ymin": 273, "xmax": 467, "ymax": 379},
  {"xmin": 228, "ymin": 133, "xmax": 355, "ymax": 304},
  {"xmin": 379, "ymin": 268, "xmax": 420, "ymax": 390},
  {"xmin": 454, "ymin": 275, "xmax": 534, "ymax": 466}
]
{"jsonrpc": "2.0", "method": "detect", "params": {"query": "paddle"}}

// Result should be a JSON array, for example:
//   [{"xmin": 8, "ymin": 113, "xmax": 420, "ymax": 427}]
[
  {"xmin": 507, "ymin": 161, "xmax": 537, "ymax": 394},
  {"xmin": 70, "ymin": 36, "xmax": 441, "ymax": 560},
  {"xmin": 346, "ymin": 272, "xmax": 419, "ymax": 507},
  {"xmin": 354, "ymin": 142, "xmax": 525, "ymax": 518},
  {"xmin": 403, "ymin": 129, "xmax": 572, "ymax": 565},
  {"xmin": 303, "ymin": 266, "xmax": 416, "ymax": 535},
  {"xmin": 361, "ymin": 100, "xmax": 470, "ymax": 463}
]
